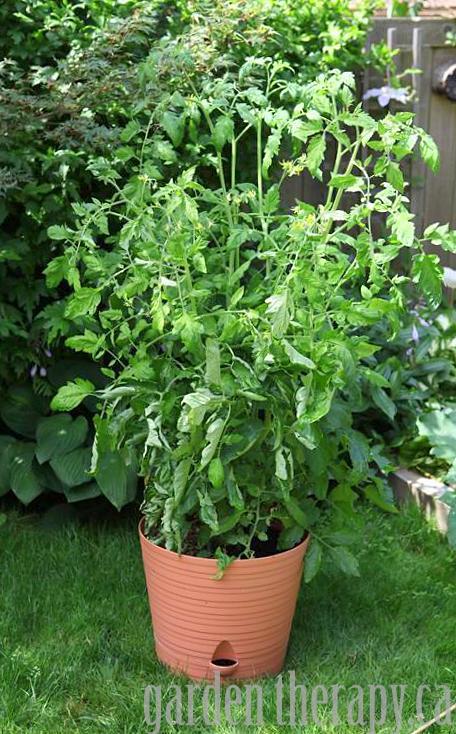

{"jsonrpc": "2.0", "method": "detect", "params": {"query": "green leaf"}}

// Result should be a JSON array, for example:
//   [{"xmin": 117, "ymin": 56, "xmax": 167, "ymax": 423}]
[
  {"xmin": 420, "ymin": 132, "xmax": 440, "ymax": 172},
  {"xmin": 290, "ymin": 118, "xmax": 322, "ymax": 142},
  {"xmin": 9, "ymin": 443, "xmax": 43, "ymax": 504},
  {"xmin": 197, "ymin": 490, "xmax": 218, "ymax": 532},
  {"xmin": 284, "ymin": 340, "xmax": 316, "ymax": 369},
  {"xmin": 361, "ymin": 368, "xmax": 390, "ymax": 388},
  {"xmin": 266, "ymin": 292, "xmax": 290, "ymax": 338},
  {"xmin": 328, "ymin": 174, "xmax": 359, "ymax": 189},
  {"xmin": 0, "ymin": 437, "xmax": 16, "ymax": 496},
  {"xmin": 64, "ymin": 288, "xmax": 101, "ymax": 319},
  {"xmin": 386, "ymin": 162, "xmax": 404, "ymax": 192},
  {"xmin": 226, "ymin": 469, "xmax": 244, "ymax": 510},
  {"xmin": 44, "ymin": 255, "xmax": 68, "ymax": 288},
  {"xmin": 347, "ymin": 430, "xmax": 370, "ymax": 473},
  {"xmin": 36, "ymin": 414, "xmax": 88, "ymax": 464},
  {"xmin": 371, "ymin": 386, "xmax": 397, "ymax": 422},
  {"xmin": 277, "ymin": 524, "xmax": 304, "ymax": 551},
  {"xmin": 285, "ymin": 498, "xmax": 309, "ymax": 528},
  {"xmin": 51, "ymin": 379, "xmax": 95, "ymax": 411},
  {"xmin": 306, "ymin": 134, "xmax": 326, "ymax": 180},
  {"xmin": 365, "ymin": 483, "xmax": 398, "ymax": 513},
  {"xmin": 304, "ymin": 539, "xmax": 322, "ymax": 583},
  {"xmin": 444, "ymin": 460, "xmax": 456, "ymax": 486},
  {"xmin": 212, "ymin": 116, "xmax": 234, "ymax": 151},
  {"xmin": 221, "ymin": 419, "xmax": 263, "ymax": 462},
  {"xmin": 47, "ymin": 225, "xmax": 72, "ymax": 241},
  {"xmin": 412, "ymin": 253, "xmax": 442, "ymax": 308},
  {"xmin": 390, "ymin": 210, "xmax": 415, "ymax": 248},
  {"xmin": 263, "ymin": 185, "xmax": 280, "ymax": 214},
  {"xmin": 201, "ymin": 417, "xmax": 225, "ymax": 468},
  {"xmin": 205, "ymin": 339, "xmax": 221, "ymax": 387},
  {"xmin": 65, "ymin": 330, "xmax": 101, "ymax": 355},
  {"xmin": 161, "ymin": 111, "xmax": 185, "ymax": 147},
  {"xmin": 417, "ymin": 410, "xmax": 456, "ymax": 461},
  {"xmin": 50, "ymin": 447, "xmax": 92, "ymax": 487},
  {"xmin": 329, "ymin": 546, "xmax": 360, "ymax": 577},
  {"xmin": 0, "ymin": 385, "xmax": 46, "ymax": 439},
  {"xmin": 208, "ymin": 457, "xmax": 224, "ymax": 489},
  {"xmin": 94, "ymin": 449, "xmax": 137, "ymax": 510},
  {"xmin": 448, "ymin": 508, "xmax": 456, "ymax": 550},
  {"xmin": 174, "ymin": 458, "xmax": 192, "ymax": 503},
  {"xmin": 64, "ymin": 482, "xmax": 101, "ymax": 503}
]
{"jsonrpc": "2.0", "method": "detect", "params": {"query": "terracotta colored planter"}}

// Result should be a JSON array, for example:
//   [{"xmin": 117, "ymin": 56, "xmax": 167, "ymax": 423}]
[{"xmin": 139, "ymin": 520, "xmax": 309, "ymax": 681}]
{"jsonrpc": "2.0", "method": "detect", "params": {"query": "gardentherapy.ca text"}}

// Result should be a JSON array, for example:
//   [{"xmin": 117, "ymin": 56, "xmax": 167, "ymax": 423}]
[{"xmin": 144, "ymin": 672, "xmax": 455, "ymax": 733}]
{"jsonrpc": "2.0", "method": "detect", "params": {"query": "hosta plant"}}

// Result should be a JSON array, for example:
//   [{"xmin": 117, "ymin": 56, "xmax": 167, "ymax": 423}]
[{"xmin": 48, "ymin": 62, "xmax": 456, "ymax": 578}]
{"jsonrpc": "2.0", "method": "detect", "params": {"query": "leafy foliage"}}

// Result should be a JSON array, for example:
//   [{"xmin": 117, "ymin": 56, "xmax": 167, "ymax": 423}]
[
  {"xmin": 0, "ymin": 383, "xmax": 137, "ymax": 506},
  {"xmin": 0, "ymin": 0, "xmax": 383, "ymax": 384},
  {"xmin": 46, "ymin": 60, "xmax": 455, "ymax": 574}
]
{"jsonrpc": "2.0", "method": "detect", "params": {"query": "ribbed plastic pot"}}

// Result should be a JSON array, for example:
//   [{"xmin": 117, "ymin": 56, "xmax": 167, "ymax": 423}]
[{"xmin": 139, "ymin": 520, "xmax": 309, "ymax": 681}]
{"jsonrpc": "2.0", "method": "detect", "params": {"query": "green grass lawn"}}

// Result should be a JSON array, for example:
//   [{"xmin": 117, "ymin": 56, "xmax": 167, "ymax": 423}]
[{"xmin": 1, "ymin": 504, "xmax": 455, "ymax": 734}]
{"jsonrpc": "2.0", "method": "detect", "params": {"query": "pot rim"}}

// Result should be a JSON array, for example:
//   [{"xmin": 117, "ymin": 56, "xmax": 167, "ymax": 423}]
[{"xmin": 139, "ymin": 517, "xmax": 309, "ymax": 565}]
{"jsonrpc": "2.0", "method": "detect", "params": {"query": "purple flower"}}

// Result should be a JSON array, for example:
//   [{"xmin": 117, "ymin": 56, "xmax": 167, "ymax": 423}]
[
  {"xmin": 39, "ymin": 367, "xmax": 47, "ymax": 377},
  {"xmin": 30, "ymin": 364, "xmax": 38, "ymax": 378},
  {"xmin": 411, "ymin": 324, "xmax": 419, "ymax": 344},
  {"xmin": 363, "ymin": 86, "xmax": 408, "ymax": 108}
]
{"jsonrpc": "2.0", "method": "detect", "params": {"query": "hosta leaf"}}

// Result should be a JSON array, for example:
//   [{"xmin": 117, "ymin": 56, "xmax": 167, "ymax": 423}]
[
  {"xmin": 64, "ymin": 482, "xmax": 102, "ymax": 503},
  {"xmin": 447, "ymin": 507, "xmax": 456, "ymax": 549},
  {"xmin": 1, "ymin": 385, "xmax": 47, "ymax": 439},
  {"xmin": 94, "ymin": 449, "xmax": 137, "ymax": 509},
  {"xmin": 0, "ymin": 437, "xmax": 16, "ymax": 496},
  {"xmin": 50, "ymin": 447, "xmax": 92, "ymax": 487},
  {"xmin": 417, "ymin": 409, "xmax": 456, "ymax": 461},
  {"xmin": 445, "ymin": 460, "xmax": 456, "ymax": 486},
  {"xmin": 33, "ymin": 462, "xmax": 66, "ymax": 494},
  {"xmin": 36, "ymin": 414, "xmax": 88, "ymax": 464},
  {"xmin": 9, "ymin": 442, "xmax": 43, "ymax": 504}
]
